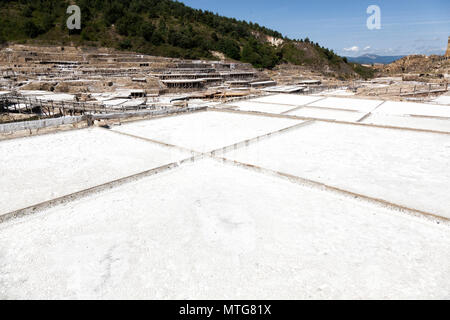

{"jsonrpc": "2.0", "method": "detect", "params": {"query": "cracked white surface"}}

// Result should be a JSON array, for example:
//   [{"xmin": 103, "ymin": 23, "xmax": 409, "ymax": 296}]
[
  {"xmin": 250, "ymin": 94, "xmax": 323, "ymax": 106},
  {"xmin": 0, "ymin": 159, "xmax": 449, "ymax": 299},
  {"xmin": 112, "ymin": 111, "xmax": 301, "ymax": 152},
  {"xmin": 224, "ymin": 122, "xmax": 450, "ymax": 218},
  {"xmin": 224, "ymin": 101, "xmax": 297, "ymax": 114},
  {"xmin": 308, "ymin": 97, "xmax": 383, "ymax": 112},
  {"xmin": 362, "ymin": 113, "xmax": 450, "ymax": 132},
  {"xmin": 374, "ymin": 101, "xmax": 450, "ymax": 118},
  {"xmin": 286, "ymin": 107, "xmax": 365, "ymax": 122},
  {"xmin": 0, "ymin": 128, "xmax": 190, "ymax": 215}
]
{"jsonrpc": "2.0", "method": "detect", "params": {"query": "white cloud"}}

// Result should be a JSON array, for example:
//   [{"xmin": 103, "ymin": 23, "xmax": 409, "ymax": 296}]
[
  {"xmin": 343, "ymin": 46, "xmax": 360, "ymax": 52},
  {"xmin": 363, "ymin": 46, "xmax": 371, "ymax": 51}
]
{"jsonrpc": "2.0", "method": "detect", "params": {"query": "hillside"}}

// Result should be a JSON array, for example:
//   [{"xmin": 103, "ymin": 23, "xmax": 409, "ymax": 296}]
[
  {"xmin": 382, "ymin": 54, "xmax": 450, "ymax": 75},
  {"xmin": 347, "ymin": 54, "xmax": 404, "ymax": 65},
  {"xmin": 0, "ymin": 0, "xmax": 372, "ymax": 78}
]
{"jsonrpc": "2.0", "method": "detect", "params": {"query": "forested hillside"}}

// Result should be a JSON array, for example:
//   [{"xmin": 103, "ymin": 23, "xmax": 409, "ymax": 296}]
[{"xmin": 0, "ymin": 0, "xmax": 373, "ymax": 77}]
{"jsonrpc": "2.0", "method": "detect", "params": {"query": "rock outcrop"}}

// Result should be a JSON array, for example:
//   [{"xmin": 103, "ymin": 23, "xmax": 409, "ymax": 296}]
[{"xmin": 445, "ymin": 36, "xmax": 450, "ymax": 57}]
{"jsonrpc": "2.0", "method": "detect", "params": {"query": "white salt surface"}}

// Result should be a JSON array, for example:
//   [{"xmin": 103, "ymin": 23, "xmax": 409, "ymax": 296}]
[
  {"xmin": 36, "ymin": 94, "xmax": 75, "ymax": 102},
  {"xmin": 286, "ymin": 107, "xmax": 365, "ymax": 122},
  {"xmin": 250, "ymin": 94, "xmax": 323, "ymax": 106},
  {"xmin": 7, "ymin": 103, "xmax": 28, "ymax": 111},
  {"xmin": 375, "ymin": 101, "xmax": 450, "ymax": 118},
  {"xmin": 224, "ymin": 122, "xmax": 450, "ymax": 218},
  {"xmin": 225, "ymin": 101, "xmax": 296, "ymax": 114},
  {"xmin": 433, "ymin": 95, "xmax": 450, "ymax": 105},
  {"xmin": 315, "ymin": 89, "xmax": 355, "ymax": 96},
  {"xmin": 121, "ymin": 99, "xmax": 146, "ymax": 108},
  {"xmin": 0, "ymin": 159, "xmax": 448, "ymax": 300},
  {"xmin": 363, "ymin": 113, "xmax": 450, "ymax": 132},
  {"xmin": 103, "ymin": 99, "xmax": 129, "ymax": 107},
  {"xmin": 0, "ymin": 128, "xmax": 189, "ymax": 215},
  {"xmin": 17, "ymin": 90, "xmax": 50, "ymax": 96},
  {"xmin": 309, "ymin": 97, "xmax": 383, "ymax": 112},
  {"xmin": 112, "ymin": 111, "xmax": 301, "ymax": 152}
]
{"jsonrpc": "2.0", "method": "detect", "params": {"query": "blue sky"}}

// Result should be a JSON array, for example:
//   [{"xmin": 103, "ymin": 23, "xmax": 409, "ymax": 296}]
[{"xmin": 180, "ymin": 0, "xmax": 450, "ymax": 57}]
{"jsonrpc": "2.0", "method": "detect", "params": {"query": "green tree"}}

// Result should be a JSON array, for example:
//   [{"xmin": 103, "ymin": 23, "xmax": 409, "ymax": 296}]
[
  {"xmin": 158, "ymin": 19, "xmax": 167, "ymax": 34},
  {"xmin": 211, "ymin": 32, "xmax": 219, "ymax": 42},
  {"xmin": 0, "ymin": 31, "xmax": 6, "ymax": 45},
  {"xmin": 24, "ymin": 21, "xmax": 41, "ymax": 38},
  {"xmin": 116, "ymin": 13, "xmax": 143, "ymax": 37},
  {"xmin": 151, "ymin": 31, "xmax": 164, "ymax": 46},
  {"xmin": 241, "ymin": 38, "xmax": 278, "ymax": 69},
  {"xmin": 119, "ymin": 39, "xmax": 132, "ymax": 50},
  {"xmin": 23, "ymin": 4, "xmax": 34, "ymax": 18},
  {"xmin": 141, "ymin": 24, "xmax": 156, "ymax": 41},
  {"xmin": 105, "ymin": 2, "xmax": 124, "ymax": 25},
  {"xmin": 218, "ymin": 38, "xmax": 241, "ymax": 60}
]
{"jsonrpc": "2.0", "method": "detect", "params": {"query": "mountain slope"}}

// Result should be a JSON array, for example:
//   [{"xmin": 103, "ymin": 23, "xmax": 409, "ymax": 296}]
[
  {"xmin": 347, "ymin": 54, "xmax": 404, "ymax": 65},
  {"xmin": 0, "ymin": 0, "xmax": 373, "ymax": 78}
]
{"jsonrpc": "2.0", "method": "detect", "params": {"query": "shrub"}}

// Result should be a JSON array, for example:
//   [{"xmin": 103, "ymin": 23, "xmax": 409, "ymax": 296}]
[{"xmin": 119, "ymin": 39, "xmax": 132, "ymax": 50}]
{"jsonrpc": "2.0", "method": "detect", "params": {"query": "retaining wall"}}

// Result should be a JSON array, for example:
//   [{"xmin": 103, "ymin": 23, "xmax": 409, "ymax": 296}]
[{"xmin": 0, "ymin": 116, "xmax": 85, "ymax": 133}]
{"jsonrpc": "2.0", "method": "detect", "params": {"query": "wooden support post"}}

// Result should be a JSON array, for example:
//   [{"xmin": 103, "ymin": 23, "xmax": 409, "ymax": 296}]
[{"xmin": 37, "ymin": 99, "xmax": 41, "ymax": 120}]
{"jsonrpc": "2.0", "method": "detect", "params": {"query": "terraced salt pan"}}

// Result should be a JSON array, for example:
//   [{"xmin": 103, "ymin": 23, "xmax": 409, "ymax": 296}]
[
  {"xmin": 250, "ymin": 94, "xmax": 323, "ymax": 106},
  {"xmin": 225, "ymin": 101, "xmax": 296, "ymax": 114},
  {"xmin": 0, "ymin": 128, "xmax": 189, "ymax": 215},
  {"xmin": 112, "ymin": 111, "xmax": 302, "ymax": 152},
  {"xmin": 362, "ymin": 113, "xmax": 450, "ymax": 132},
  {"xmin": 286, "ymin": 107, "xmax": 365, "ymax": 122},
  {"xmin": 224, "ymin": 122, "xmax": 450, "ymax": 218},
  {"xmin": 375, "ymin": 101, "xmax": 450, "ymax": 118},
  {"xmin": 309, "ymin": 97, "xmax": 383, "ymax": 112},
  {"xmin": 314, "ymin": 89, "xmax": 355, "ymax": 96},
  {"xmin": 35, "ymin": 93, "xmax": 76, "ymax": 102},
  {"xmin": 103, "ymin": 99, "xmax": 129, "ymax": 107},
  {"xmin": 0, "ymin": 159, "xmax": 448, "ymax": 299},
  {"xmin": 18, "ymin": 90, "xmax": 51, "ymax": 96}
]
